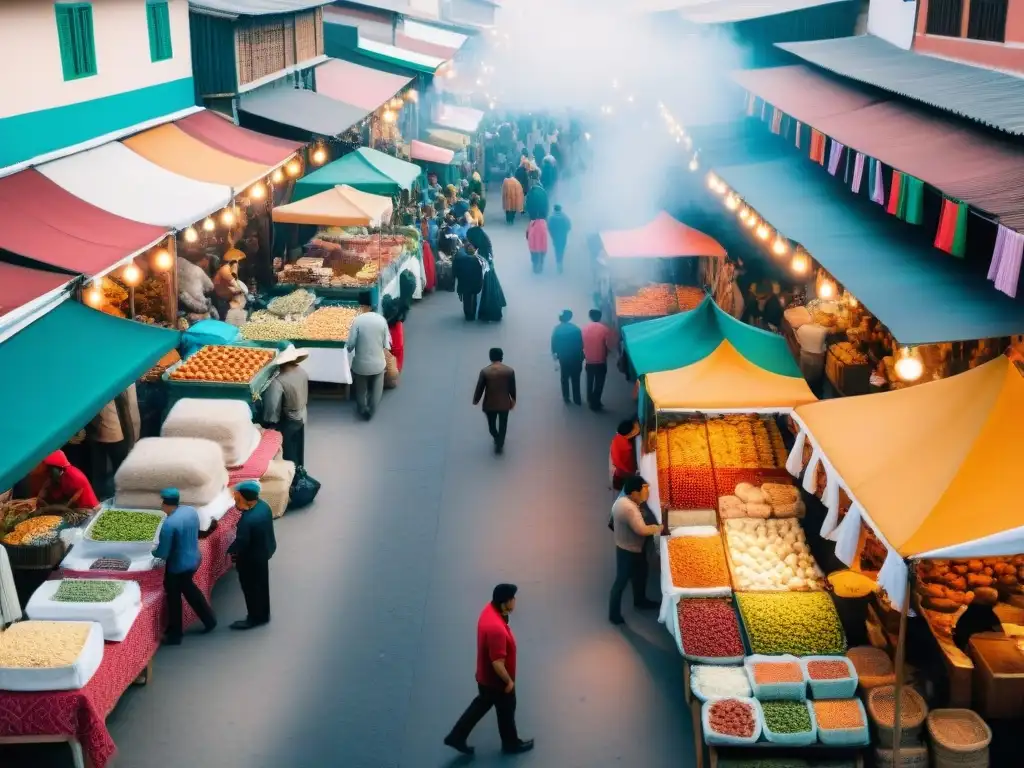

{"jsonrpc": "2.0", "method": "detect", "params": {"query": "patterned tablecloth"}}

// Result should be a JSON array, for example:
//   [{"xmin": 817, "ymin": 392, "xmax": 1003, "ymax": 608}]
[
  {"xmin": 0, "ymin": 507, "xmax": 242, "ymax": 767},
  {"xmin": 228, "ymin": 429, "xmax": 283, "ymax": 485}
]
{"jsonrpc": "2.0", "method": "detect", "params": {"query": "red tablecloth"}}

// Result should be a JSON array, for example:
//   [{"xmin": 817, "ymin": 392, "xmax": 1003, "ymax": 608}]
[
  {"xmin": 0, "ymin": 508, "xmax": 241, "ymax": 767},
  {"xmin": 228, "ymin": 429, "xmax": 282, "ymax": 484}
]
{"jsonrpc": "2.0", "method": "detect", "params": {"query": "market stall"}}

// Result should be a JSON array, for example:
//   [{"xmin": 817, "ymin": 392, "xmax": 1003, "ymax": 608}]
[
  {"xmin": 409, "ymin": 139, "xmax": 458, "ymax": 189},
  {"xmin": 597, "ymin": 212, "xmax": 727, "ymax": 328}
]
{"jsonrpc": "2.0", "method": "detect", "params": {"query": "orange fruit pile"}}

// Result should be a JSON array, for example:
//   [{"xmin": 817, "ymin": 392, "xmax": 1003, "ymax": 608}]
[{"xmin": 170, "ymin": 346, "xmax": 275, "ymax": 384}]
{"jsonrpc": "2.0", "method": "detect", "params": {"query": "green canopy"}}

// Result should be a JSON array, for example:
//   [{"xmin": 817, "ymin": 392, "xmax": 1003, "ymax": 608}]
[
  {"xmin": 622, "ymin": 294, "xmax": 800, "ymax": 378},
  {"xmin": 294, "ymin": 148, "xmax": 421, "ymax": 200},
  {"xmin": 0, "ymin": 301, "xmax": 179, "ymax": 491}
]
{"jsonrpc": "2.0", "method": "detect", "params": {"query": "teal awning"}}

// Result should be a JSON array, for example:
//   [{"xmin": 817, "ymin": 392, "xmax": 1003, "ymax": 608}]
[
  {"xmin": 622, "ymin": 294, "xmax": 800, "ymax": 378},
  {"xmin": 0, "ymin": 301, "xmax": 180, "ymax": 491},
  {"xmin": 294, "ymin": 147, "xmax": 421, "ymax": 200}
]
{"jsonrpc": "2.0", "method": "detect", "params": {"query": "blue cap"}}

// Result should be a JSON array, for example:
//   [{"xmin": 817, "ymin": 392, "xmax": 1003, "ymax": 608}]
[
  {"xmin": 234, "ymin": 480, "xmax": 261, "ymax": 500},
  {"xmin": 160, "ymin": 488, "xmax": 180, "ymax": 504}
]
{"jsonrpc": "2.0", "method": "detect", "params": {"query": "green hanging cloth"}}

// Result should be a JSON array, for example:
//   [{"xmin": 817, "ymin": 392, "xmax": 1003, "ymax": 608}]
[
  {"xmin": 902, "ymin": 176, "xmax": 925, "ymax": 224},
  {"xmin": 934, "ymin": 197, "xmax": 969, "ymax": 258}
]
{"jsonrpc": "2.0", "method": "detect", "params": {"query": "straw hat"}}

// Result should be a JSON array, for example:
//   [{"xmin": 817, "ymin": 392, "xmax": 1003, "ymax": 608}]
[{"xmin": 276, "ymin": 345, "xmax": 310, "ymax": 366}]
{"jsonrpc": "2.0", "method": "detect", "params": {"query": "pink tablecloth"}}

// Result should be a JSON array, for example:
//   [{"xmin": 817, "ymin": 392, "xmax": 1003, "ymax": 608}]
[
  {"xmin": 228, "ymin": 429, "xmax": 282, "ymax": 484},
  {"xmin": 0, "ymin": 508, "xmax": 241, "ymax": 767}
]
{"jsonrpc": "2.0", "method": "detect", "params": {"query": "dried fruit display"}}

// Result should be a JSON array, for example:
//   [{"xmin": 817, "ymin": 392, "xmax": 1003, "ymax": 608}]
[
  {"xmin": 813, "ymin": 699, "xmax": 864, "ymax": 730},
  {"xmin": 807, "ymin": 660, "xmax": 852, "ymax": 680},
  {"xmin": 762, "ymin": 701, "xmax": 813, "ymax": 734},
  {"xmin": 267, "ymin": 289, "xmax": 316, "ymax": 317},
  {"xmin": 666, "ymin": 466, "xmax": 717, "ymax": 510},
  {"xmin": 89, "ymin": 509, "xmax": 162, "ymax": 543},
  {"xmin": 707, "ymin": 699, "xmax": 758, "ymax": 738},
  {"xmin": 2, "ymin": 516, "xmax": 63, "ymax": 546},
  {"xmin": 169, "ymin": 346, "xmax": 274, "ymax": 383},
  {"xmin": 615, "ymin": 283, "xmax": 677, "ymax": 317},
  {"xmin": 725, "ymin": 518, "xmax": 824, "ymax": 591},
  {"xmin": 656, "ymin": 430, "xmax": 670, "ymax": 470},
  {"xmin": 243, "ymin": 305, "xmax": 367, "ymax": 343},
  {"xmin": 676, "ymin": 285, "xmax": 706, "ymax": 312},
  {"xmin": 0, "ymin": 621, "xmax": 91, "ymax": 667},
  {"xmin": 677, "ymin": 599, "xmax": 745, "ymax": 659},
  {"xmin": 737, "ymin": 591, "xmax": 846, "ymax": 656},
  {"xmin": 691, "ymin": 665, "xmax": 751, "ymax": 699},
  {"xmin": 52, "ymin": 580, "xmax": 126, "ymax": 603},
  {"xmin": 916, "ymin": 555, "xmax": 1024, "ymax": 609},
  {"xmin": 830, "ymin": 341, "xmax": 867, "ymax": 366},
  {"xmin": 666, "ymin": 422, "xmax": 711, "ymax": 467},
  {"xmin": 668, "ymin": 536, "xmax": 730, "ymax": 589},
  {"xmin": 707, "ymin": 416, "xmax": 787, "ymax": 469}
]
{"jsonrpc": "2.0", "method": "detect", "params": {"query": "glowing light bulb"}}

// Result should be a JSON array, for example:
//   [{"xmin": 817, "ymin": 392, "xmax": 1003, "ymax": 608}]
[
  {"xmin": 286, "ymin": 159, "xmax": 302, "ymax": 177},
  {"xmin": 488, "ymin": 101, "xmax": 496, "ymax": 110},
  {"xmin": 85, "ymin": 284, "xmax": 104, "ymax": 308},
  {"xmin": 122, "ymin": 263, "xmax": 142, "ymax": 287},
  {"xmin": 153, "ymin": 248, "xmax": 173, "ymax": 272},
  {"xmin": 706, "ymin": 173, "xmax": 718, "ymax": 190},
  {"xmin": 272, "ymin": 168, "xmax": 284, "ymax": 184},
  {"xmin": 611, "ymin": 78, "xmax": 619, "ymax": 89},
  {"xmin": 405, "ymin": 90, "xmax": 418, "ymax": 102},
  {"xmin": 756, "ymin": 224, "xmax": 770, "ymax": 241},
  {"xmin": 745, "ymin": 215, "xmax": 758, "ymax": 230},
  {"xmin": 183, "ymin": 227, "xmax": 198, "ymax": 243},
  {"xmin": 688, "ymin": 158, "xmax": 699, "ymax": 172},
  {"xmin": 848, "ymin": 294, "xmax": 859, "ymax": 308},
  {"xmin": 584, "ymin": 132, "xmax": 592, "ymax": 141},
  {"xmin": 771, "ymin": 237, "xmax": 788, "ymax": 256},
  {"xmin": 675, "ymin": 136, "xmax": 681, "ymax": 143},
  {"xmin": 202, "ymin": 217, "xmax": 215, "ymax": 232},
  {"xmin": 627, "ymin": 95, "xmax": 634, "ymax": 103},
  {"xmin": 817, "ymin": 278, "xmax": 836, "ymax": 299},
  {"xmin": 791, "ymin": 253, "xmax": 810, "ymax": 275},
  {"xmin": 311, "ymin": 146, "xmax": 327, "ymax": 165},
  {"xmin": 895, "ymin": 348, "xmax": 924, "ymax": 382},
  {"xmin": 445, "ymin": 68, "xmax": 456, "ymax": 79},
  {"xmin": 476, "ymin": 78, "xmax": 483, "ymax": 86},
  {"xmin": 725, "ymin": 195, "xmax": 740, "ymax": 211},
  {"xmin": 221, "ymin": 208, "xmax": 236, "ymax": 227},
  {"xmin": 715, "ymin": 181, "xmax": 728, "ymax": 196},
  {"xmin": 249, "ymin": 182, "xmax": 267, "ymax": 200}
]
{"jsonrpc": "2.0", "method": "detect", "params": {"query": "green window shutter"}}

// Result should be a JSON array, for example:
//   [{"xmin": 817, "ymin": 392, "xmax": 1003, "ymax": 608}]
[
  {"xmin": 55, "ymin": 6, "xmax": 76, "ymax": 81},
  {"xmin": 74, "ymin": 5, "xmax": 96, "ymax": 76},
  {"xmin": 55, "ymin": 3, "xmax": 96, "ymax": 80},
  {"xmin": 147, "ymin": 1, "xmax": 172, "ymax": 62}
]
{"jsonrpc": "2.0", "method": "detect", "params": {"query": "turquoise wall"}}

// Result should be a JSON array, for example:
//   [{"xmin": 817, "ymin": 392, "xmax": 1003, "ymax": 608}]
[{"xmin": 0, "ymin": 77, "xmax": 197, "ymax": 169}]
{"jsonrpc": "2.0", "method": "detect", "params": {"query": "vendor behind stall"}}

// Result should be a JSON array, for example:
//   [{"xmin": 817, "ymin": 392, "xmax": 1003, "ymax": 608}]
[
  {"xmin": 212, "ymin": 248, "xmax": 246, "ymax": 321},
  {"xmin": 36, "ymin": 450, "xmax": 99, "ymax": 510},
  {"xmin": 953, "ymin": 588, "xmax": 1003, "ymax": 652},
  {"xmin": 88, "ymin": 385, "xmax": 140, "ymax": 499},
  {"xmin": 262, "ymin": 345, "xmax": 309, "ymax": 468}
]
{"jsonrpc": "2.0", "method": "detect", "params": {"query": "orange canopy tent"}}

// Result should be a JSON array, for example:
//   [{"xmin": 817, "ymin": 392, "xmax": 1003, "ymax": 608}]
[{"xmin": 600, "ymin": 212, "xmax": 727, "ymax": 259}]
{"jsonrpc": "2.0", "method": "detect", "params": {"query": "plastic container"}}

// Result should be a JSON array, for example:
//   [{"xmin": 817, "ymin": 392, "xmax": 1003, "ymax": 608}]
[
  {"xmin": 80, "ymin": 508, "xmax": 165, "ymax": 558},
  {"xmin": 744, "ymin": 654, "xmax": 807, "ymax": 701},
  {"xmin": 702, "ymin": 697, "xmax": 763, "ymax": 746},
  {"xmin": 814, "ymin": 697, "xmax": 870, "ymax": 746},
  {"xmin": 760, "ymin": 699, "xmax": 818, "ymax": 746},
  {"xmin": 689, "ymin": 665, "xmax": 751, "ymax": 702},
  {"xmin": 802, "ymin": 655, "xmax": 859, "ymax": 699}
]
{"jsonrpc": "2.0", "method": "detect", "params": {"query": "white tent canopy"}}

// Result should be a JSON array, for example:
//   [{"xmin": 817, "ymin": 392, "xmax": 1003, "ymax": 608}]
[
  {"xmin": 403, "ymin": 20, "xmax": 468, "ymax": 49},
  {"xmin": 38, "ymin": 142, "xmax": 232, "ymax": 230}
]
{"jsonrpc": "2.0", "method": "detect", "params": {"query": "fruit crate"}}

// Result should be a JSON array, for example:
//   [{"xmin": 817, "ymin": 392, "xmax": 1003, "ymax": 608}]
[{"xmin": 162, "ymin": 347, "xmax": 278, "ymax": 403}]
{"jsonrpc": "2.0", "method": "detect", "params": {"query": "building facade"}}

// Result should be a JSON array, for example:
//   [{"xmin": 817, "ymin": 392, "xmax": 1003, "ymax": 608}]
[
  {"xmin": 0, "ymin": 0, "xmax": 196, "ymax": 172},
  {"xmin": 915, "ymin": 0, "xmax": 1024, "ymax": 71}
]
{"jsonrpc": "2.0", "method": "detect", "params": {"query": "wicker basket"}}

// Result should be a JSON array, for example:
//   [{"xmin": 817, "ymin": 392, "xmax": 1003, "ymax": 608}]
[
  {"xmin": 927, "ymin": 709, "xmax": 991, "ymax": 768},
  {"xmin": 2, "ymin": 538, "xmax": 67, "ymax": 569},
  {"xmin": 869, "ymin": 685, "xmax": 928, "ymax": 747},
  {"xmin": 847, "ymin": 646, "xmax": 896, "ymax": 689},
  {"xmin": 875, "ymin": 746, "xmax": 930, "ymax": 767}
]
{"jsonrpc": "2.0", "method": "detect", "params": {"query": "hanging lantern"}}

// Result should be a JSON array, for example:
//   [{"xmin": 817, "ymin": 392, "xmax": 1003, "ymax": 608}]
[
  {"xmin": 894, "ymin": 347, "xmax": 924, "ymax": 382},
  {"xmin": 817, "ymin": 276, "xmax": 837, "ymax": 299},
  {"xmin": 286, "ymin": 159, "xmax": 302, "ymax": 177},
  {"xmin": 122, "ymin": 263, "xmax": 143, "ymax": 287},
  {"xmin": 272, "ymin": 168, "xmax": 285, "ymax": 184},
  {"xmin": 183, "ymin": 226, "xmax": 198, "ymax": 244},
  {"xmin": 84, "ymin": 282, "xmax": 104, "ymax": 308},
  {"xmin": 311, "ymin": 146, "xmax": 327, "ymax": 166},
  {"xmin": 771, "ymin": 237, "xmax": 788, "ymax": 256},
  {"xmin": 249, "ymin": 182, "xmax": 267, "ymax": 200},
  {"xmin": 791, "ymin": 252, "xmax": 811, "ymax": 275},
  {"xmin": 221, "ymin": 207, "xmax": 236, "ymax": 227},
  {"xmin": 152, "ymin": 248, "xmax": 173, "ymax": 272},
  {"xmin": 755, "ymin": 223, "xmax": 771, "ymax": 241},
  {"xmin": 202, "ymin": 217, "xmax": 216, "ymax": 232}
]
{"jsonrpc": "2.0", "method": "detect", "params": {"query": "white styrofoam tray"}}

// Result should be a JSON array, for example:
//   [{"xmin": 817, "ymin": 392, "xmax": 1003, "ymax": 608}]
[
  {"xmin": 27, "ymin": 580, "xmax": 142, "ymax": 641},
  {"xmin": 80, "ymin": 507, "xmax": 165, "ymax": 558},
  {"xmin": 0, "ymin": 621, "xmax": 104, "ymax": 691}
]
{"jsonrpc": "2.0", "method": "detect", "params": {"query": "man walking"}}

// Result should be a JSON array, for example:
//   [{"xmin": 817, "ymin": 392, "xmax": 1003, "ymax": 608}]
[
  {"xmin": 346, "ymin": 306, "xmax": 391, "ymax": 420},
  {"xmin": 445, "ymin": 584, "xmax": 534, "ymax": 756},
  {"xmin": 454, "ymin": 240, "xmax": 485, "ymax": 321},
  {"xmin": 547, "ymin": 204, "xmax": 572, "ymax": 274},
  {"xmin": 262, "ymin": 345, "xmax": 309, "ymax": 466},
  {"xmin": 153, "ymin": 488, "xmax": 216, "ymax": 645},
  {"xmin": 550, "ymin": 309, "xmax": 584, "ymax": 405},
  {"xmin": 609, "ymin": 475, "xmax": 662, "ymax": 625},
  {"xmin": 582, "ymin": 308, "xmax": 616, "ymax": 411},
  {"xmin": 472, "ymin": 348, "xmax": 516, "ymax": 454},
  {"xmin": 228, "ymin": 480, "xmax": 277, "ymax": 630}
]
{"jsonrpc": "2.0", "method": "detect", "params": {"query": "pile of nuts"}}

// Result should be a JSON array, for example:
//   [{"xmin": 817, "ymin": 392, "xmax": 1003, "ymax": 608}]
[
  {"xmin": 0, "ymin": 621, "xmax": 92, "ymax": 667},
  {"xmin": 2, "ymin": 516, "xmax": 63, "ymax": 545},
  {"xmin": 737, "ymin": 591, "xmax": 846, "ymax": 656},
  {"xmin": 707, "ymin": 699, "xmax": 757, "ymax": 738},
  {"xmin": 813, "ymin": 699, "xmax": 864, "ymax": 730},
  {"xmin": 677, "ymin": 599, "xmax": 744, "ymax": 659}
]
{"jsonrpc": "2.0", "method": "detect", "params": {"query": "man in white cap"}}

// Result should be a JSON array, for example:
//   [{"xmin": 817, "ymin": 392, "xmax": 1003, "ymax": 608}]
[{"xmin": 263, "ymin": 344, "xmax": 309, "ymax": 466}]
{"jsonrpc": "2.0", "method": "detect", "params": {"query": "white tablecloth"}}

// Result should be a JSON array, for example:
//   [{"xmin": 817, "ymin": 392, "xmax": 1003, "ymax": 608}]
[
  {"xmin": 637, "ymin": 439, "xmax": 662, "ymax": 525},
  {"xmin": 302, "ymin": 346, "xmax": 353, "ymax": 385}
]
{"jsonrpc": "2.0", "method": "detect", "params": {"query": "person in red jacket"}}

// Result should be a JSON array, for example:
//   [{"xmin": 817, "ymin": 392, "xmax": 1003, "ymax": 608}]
[
  {"xmin": 37, "ymin": 450, "xmax": 100, "ymax": 509},
  {"xmin": 445, "ymin": 584, "xmax": 534, "ymax": 756},
  {"xmin": 609, "ymin": 419, "xmax": 640, "ymax": 491}
]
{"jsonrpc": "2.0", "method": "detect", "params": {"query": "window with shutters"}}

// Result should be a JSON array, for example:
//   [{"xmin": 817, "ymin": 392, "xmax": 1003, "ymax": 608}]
[
  {"xmin": 55, "ymin": 3, "xmax": 97, "ymax": 81},
  {"xmin": 967, "ymin": 0, "xmax": 1008, "ymax": 42},
  {"xmin": 147, "ymin": 0, "xmax": 173, "ymax": 62},
  {"xmin": 925, "ymin": 0, "xmax": 963, "ymax": 36}
]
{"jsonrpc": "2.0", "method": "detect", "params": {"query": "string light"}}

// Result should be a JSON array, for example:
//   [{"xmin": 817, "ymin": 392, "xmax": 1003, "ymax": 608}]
[
  {"xmin": 739, "ymin": 207, "xmax": 751, "ymax": 222},
  {"xmin": 725, "ymin": 194, "xmax": 740, "ymax": 211},
  {"xmin": 771, "ymin": 237, "xmax": 788, "ymax": 256},
  {"xmin": 756, "ymin": 223, "xmax": 771, "ymax": 241},
  {"xmin": 847, "ymin": 293, "xmax": 859, "ymax": 308},
  {"xmin": 791, "ymin": 252, "xmax": 811, "ymax": 275},
  {"xmin": 221, "ymin": 207, "xmax": 236, "ymax": 227},
  {"xmin": 202, "ymin": 217, "xmax": 216, "ymax": 232},
  {"xmin": 817, "ymin": 277, "xmax": 836, "ymax": 299},
  {"xmin": 249, "ymin": 182, "xmax": 267, "ymax": 200},
  {"xmin": 894, "ymin": 347, "xmax": 924, "ymax": 382},
  {"xmin": 272, "ymin": 168, "xmax": 285, "ymax": 184},
  {"xmin": 311, "ymin": 145, "xmax": 327, "ymax": 165},
  {"xmin": 488, "ymin": 101, "xmax": 496, "ymax": 110},
  {"xmin": 286, "ymin": 159, "xmax": 302, "ymax": 177},
  {"xmin": 183, "ymin": 226, "xmax": 198, "ymax": 243},
  {"xmin": 745, "ymin": 214, "xmax": 758, "ymax": 230},
  {"xmin": 445, "ymin": 67, "xmax": 456, "ymax": 79},
  {"xmin": 122, "ymin": 263, "xmax": 142, "ymax": 287},
  {"xmin": 382, "ymin": 109, "xmax": 396, "ymax": 123},
  {"xmin": 683, "ymin": 136, "xmax": 692, "ymax": 150},
  {"xmin": 584, "ymin": 132, "xmax": 592, "ymax": 141},
  {"xmin": 153, "ymin": 248, "xmax": 173, "ymax": 272},
  {"xmin": 706, "ymin": 172, "xmax": 719, "ymax": 190},
  {"xmin": 688, "ymin": 156, "xmax": 699, "ymax": 172},
  {"xmin": 405, "ymin": 89, "xmax": 418, "ymax": 102},
  {"xmin": 85, "ymin": 282, "xmax": 104, "ymax": 308}
]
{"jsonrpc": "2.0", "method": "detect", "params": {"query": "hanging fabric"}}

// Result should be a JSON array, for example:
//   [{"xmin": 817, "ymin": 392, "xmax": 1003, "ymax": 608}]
[
  {"xmin": 869, "ymin": 159, "xmax": 885, "ymax": 205},
  {"xmin": 988, "ymin": 224, "xmax": 1024, "ymax": 298},
  {"xmin": 0, "ymin": 546, "xmax": 21, "ymax": 627},
  {"xmin": 934, "ymin": 197, "xmax": 968, "ymax": 258},
  {"xmin": 902, "ymin": 176, "xmax": 925, "ymax": 225},
  {"xmin": 794, "ymin": 121, "xmax": 802, "ymax": 149},
  {"xmin": 843, "ymin": 147, "xmax": 852, "ymax": 184},
  {"xmin": 746, "ymin": 92, "xmax": 756, "ymax": 117},
  {"xmin": 819, "ymin": 472, "xmax": 842, "ymax": 538},
  {"xmin": 886, "ymin": 170, "xmax": 904, "ymax": 216},
  {"xmin": 832, "ymin": 502, "xmax": 863, "ymax": 565},
  {"xmin": 850, "ymin": 152, "xmax": 865, "ymax": 193},
  {"xmin": 878, "ymin": 548, "xmax": 909, "ymax": 612},
  {"xmin": 827, "ymin": 141, "xmax": 844, "ymax": 176},
  {"xmin": 801, "ymin": 447, "xmax": 822, "ymax": 494},
  {"xmin": 770, "ymin": 107, "xmax": 783, "ymax": 135},
  {"xmin": 785, "ymin": 430, "xmax": 807, "ymax": 477},
  {"xmin": 761, "ymin": 100, "xmax": 767, "ymax": 121},
  {"xmin": 811, "ymin": 131, "xmax": 827, "ymax": 165}
]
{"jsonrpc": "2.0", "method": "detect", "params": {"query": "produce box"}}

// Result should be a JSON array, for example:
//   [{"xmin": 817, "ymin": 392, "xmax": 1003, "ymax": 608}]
[
  {"xmin": 163, "ymin": 345, "xmax": 278, "ymax": 403},
  {"xmin": 675, "ymin": 598, "xmax": 746, "ymax": 665},
  {"xmin": 81, "ymin": 508, "xmax": 165, "ymax": 558},
  {"xmin": 824, "ymin": 348, "xmax": 870, "ymax": 397},
  {"xmin": 801, "ymin": 656, "xmax": 858, "ymax": 699},
  {"xmin": 812, "ymin": 698, "xmax": 869, "ymax": 746},
  {"xmin": 703, "ymin": 697, "xmax": 764, "ymax": 745},
  {"xmin": 736, "ymin": 591, "xmax": 846, "ymax": 656},
  {"xmin": 744, "ymin": 655, "xmax": 807, "ymax": 701},
  {"xmin": 760, "ymin": 700, "xmax": 818, "ymax": 747},
  {"xmin": 0, "ymin": 620, "xmax": 104, "ymax": 691},
  {"xmin": 27, "ymin": 579, "xmax": 143, "ymax": 642},
  {"xmin": 662, "ymin": 528, "xmax": 732, "ymax": 598}
]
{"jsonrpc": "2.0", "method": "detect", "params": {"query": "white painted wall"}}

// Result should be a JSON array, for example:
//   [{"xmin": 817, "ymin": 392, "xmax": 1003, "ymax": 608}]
[
  {"xmin": 867, "ymin": 0, "xmax": 917, "ymax": 50},
  {"xmin": 0, "ymin": 0, "xmax": 193, "ymax": 119}
]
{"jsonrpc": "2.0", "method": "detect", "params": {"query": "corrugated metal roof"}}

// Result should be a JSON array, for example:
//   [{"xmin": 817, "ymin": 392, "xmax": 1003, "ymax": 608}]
[
  {"xmin": 777, "ymin": 35, "xmax": 1024, "ymax": 136},
  {"xmin": 691, "ymin": 131, "xmax": 1024, "ymax": 343},
  {"xmin": 190, "ymin": 0, "xmax": 330, "ymax": 18},
  {"xmin": 735, "ymin": 65, "xmax": 1024, "ymax": 231},
  {"xmin": 239, "ymin": 89, "xmax": 370, "ymax": 136},
  {"xmin": 679, "ymin": 0, "xmax": 850, "ymax": 23}
]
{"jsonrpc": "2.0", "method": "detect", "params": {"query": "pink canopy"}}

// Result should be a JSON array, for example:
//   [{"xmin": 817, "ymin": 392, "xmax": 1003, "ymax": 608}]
[
  {"xmin": 600, "ymin": 212, "xmax": 726, "ymax": 259},
  {"xmin": 315, "ymin": 58, "xmax": 413, "ymax": 112},
  {"xmin": 410, "ymin": 140, "xmax": 455, "ymax": 164}
]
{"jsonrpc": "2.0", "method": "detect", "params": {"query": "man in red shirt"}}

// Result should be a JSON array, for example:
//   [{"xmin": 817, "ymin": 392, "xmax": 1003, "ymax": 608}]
[
  {"xmin": 609, "ymin": 419, "xmax": 640, "ymax": 491},
  {"xmin": 445, "ymin": 584, "xmax": 534, "ymax": 756},
  {"xmin": 581, "ymin": 308, "xmax": 616, "ymax": 411},
  {"xmin": 37, "ymin": 450, "xmax": 100, "ymax": 509}
]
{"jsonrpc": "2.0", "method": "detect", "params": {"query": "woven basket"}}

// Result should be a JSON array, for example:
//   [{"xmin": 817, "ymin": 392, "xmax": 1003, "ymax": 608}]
[
  {"xmin": 847, "ymin": 646, "xmax": 896, "ymax": 690},
  {"xmin": 927, "ymin": 709, "xmax": 991, "ymax": 768},
  {"xmin": 869, "ymin": 685, "xmax": 928, "ymax": 747},
  {"xmin": 875, "ymin": 746, "xmax": 930, "ymax": 767}
]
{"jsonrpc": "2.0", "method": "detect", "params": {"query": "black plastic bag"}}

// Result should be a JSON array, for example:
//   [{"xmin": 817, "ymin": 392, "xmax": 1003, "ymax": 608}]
[{"xmin": 287, "ymin": 467, "xmax": 321, "ymax": 511}]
